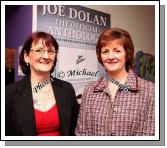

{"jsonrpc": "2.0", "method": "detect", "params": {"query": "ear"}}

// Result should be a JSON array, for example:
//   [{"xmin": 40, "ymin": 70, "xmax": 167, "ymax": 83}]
[{"xmin": 24, "ymin": 52, "xmax": 29, "ymax": 64}]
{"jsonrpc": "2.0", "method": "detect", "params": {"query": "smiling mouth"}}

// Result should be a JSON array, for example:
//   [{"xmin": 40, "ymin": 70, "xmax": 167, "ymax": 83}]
[
  {"xmin": 107, "ymin": 61, "xmax": 118, "ymax": 64},
  {"xmin": 40, "ymin": 62, "xmax": 50, "ymax": 64}
]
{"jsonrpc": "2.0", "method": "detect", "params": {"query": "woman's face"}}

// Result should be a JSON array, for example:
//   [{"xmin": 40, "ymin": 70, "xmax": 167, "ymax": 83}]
[
  {"xmin": 24, "ymin": 39, "xmax": 56, "ymax": 75},
  {"xmin": 101, "ymin": 40, "xmax": 126, "ymax": 75}
]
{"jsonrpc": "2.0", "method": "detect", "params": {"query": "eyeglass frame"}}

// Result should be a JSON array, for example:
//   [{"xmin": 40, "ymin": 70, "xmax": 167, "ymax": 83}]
[{"xmin": 30, "ymin": 48, "xmax": 57, "ymax": 56}]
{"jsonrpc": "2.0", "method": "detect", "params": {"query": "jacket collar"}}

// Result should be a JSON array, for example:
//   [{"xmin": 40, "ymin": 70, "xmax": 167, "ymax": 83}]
[
  {"xmin": 124, "ymin": 70, "xmax": 139, "ymax": 91},
  {"xmin": 93, "ymin": 69, "xmax": 139, "ymax": 92},
  {"xmin": 51, "ymin": 78, "xmax": 69, "ymax": 135}
]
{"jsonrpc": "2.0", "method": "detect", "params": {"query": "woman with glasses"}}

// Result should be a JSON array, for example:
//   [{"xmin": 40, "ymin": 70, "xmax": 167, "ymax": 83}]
[{"xmin": 5, "ymin": 32, "xmax": 79, "ymax": 136}]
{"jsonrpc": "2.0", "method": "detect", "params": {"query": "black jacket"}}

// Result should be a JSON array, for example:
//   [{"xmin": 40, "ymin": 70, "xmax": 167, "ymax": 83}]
[{"xmin": 5, "ymin": 77, "xmax": 79, "ymax": 136}]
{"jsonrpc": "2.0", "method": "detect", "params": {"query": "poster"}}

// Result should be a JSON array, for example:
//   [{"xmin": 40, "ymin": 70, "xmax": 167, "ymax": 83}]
[{"xmin": 33, "ymin": 5, "xmax": 110, "ymax": 84}]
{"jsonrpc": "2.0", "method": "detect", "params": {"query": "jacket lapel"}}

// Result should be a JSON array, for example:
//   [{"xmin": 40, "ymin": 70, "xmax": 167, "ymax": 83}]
[
  {"xmin": 14, "ymin": 78, "xmax": 36, "ymax": 136},
  {"xmin": 51, "ymin": 79, "xmax": 66, "ymax": 135}
]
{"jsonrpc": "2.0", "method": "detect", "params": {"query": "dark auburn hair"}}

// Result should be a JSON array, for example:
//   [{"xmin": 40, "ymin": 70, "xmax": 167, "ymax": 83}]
[
  {"xmin": 96, "ymin": 28, "xmax": 134, "ymax": 71},
  {"xmin": 19, "ymin": 31, "xmax": 59, "ymax": 76}
]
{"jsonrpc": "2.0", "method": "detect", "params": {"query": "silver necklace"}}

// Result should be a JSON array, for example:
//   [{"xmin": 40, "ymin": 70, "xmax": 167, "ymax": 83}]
[
  {"xmin": 33, "ymin": 97, "xmax": 41, "ymax": 106},
  {"xmin": 31, "ymin": 78, "xmax": 54, "ymax": 93}
]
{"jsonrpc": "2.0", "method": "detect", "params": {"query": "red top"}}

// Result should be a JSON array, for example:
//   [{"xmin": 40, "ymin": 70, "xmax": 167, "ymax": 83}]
[{"xmin": 34, "ymin": 104, "xmax": 61, "ymax": 136}]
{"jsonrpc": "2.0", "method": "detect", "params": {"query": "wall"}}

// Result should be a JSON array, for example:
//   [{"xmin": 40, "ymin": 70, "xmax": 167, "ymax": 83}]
[
  {"xmin": 5, "ymin": 5, "xmax": 32, "ymax": 80},
  {"xmin": 84, "ymin": 5, "xmax": 155, "ymax": 54},
  {"xmin": 5, "ymin": 5, "xmax": 32, "ymax": 49}
]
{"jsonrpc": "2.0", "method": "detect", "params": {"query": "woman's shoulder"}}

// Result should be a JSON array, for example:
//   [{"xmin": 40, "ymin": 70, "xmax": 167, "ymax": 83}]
[
  {"xmin": 85, "ymin": 80, "xmax": 99, "ymax": 88},
  {"xmin": 6, "ymin": 77, "xmax": 28, "ymax": 90},
  {"xmin": 83, "ymin": 78, "xmax": 104, "ymax": 91},
  {"xmin": 5, "ymin": 77, "xmax": 29, "ymax": 97},
  {"xmin": 137, "ymin": 76, "xmax": 155, "ymax": 90},
  {"xmin": 51, "ymin": 77, "xmax": 73, "ymax": 89}
]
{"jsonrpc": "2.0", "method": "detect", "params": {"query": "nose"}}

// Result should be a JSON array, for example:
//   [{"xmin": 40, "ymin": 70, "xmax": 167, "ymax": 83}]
[
  {"xmin": 108, "ymin": 51, "xmax": 115, "ymax": 59},
  {"xmin": 42, "ymin": 50, "xmax": 49, "ymax": 58}
]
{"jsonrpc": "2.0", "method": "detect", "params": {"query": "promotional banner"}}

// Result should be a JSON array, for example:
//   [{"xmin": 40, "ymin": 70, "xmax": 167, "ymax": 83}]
[{"xmin": 33, "ymin": 5, "xmax": 110, "ymax": 84}]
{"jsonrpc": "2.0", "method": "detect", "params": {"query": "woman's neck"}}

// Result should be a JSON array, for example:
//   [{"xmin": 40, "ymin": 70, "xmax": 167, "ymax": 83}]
[
  {"xmin": 107, "ymin": 69, "xmax": 128, "ymax": 82},
  {"xmin": 30, "ymin": 72, "xmax": 50, "ymax": 83}
]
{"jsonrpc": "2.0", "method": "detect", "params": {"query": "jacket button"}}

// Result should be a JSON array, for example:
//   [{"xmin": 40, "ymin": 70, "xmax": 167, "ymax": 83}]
[
  {"xmin": 113, "ymin": 107, "xmax": 118, "ymax": 112},
  {"xmin": 111, "ymin": 133, "xmax": 116, "ymax": 136}
]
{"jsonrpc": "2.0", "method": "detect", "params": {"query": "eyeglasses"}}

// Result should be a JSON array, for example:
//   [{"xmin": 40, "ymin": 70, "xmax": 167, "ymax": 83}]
[{"xmin": 30, "ymin": 48, "xmax": 57, "ymax": 56}]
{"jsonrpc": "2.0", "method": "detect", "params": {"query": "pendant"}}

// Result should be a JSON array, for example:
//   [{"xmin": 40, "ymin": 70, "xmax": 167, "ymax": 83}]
[
  {"xmin": 120, "ymin": 85, "xmax": 131, "ymax": 92},
  {"xmin": 33, "ymin": 98, "xmax": 41, "ymax": 106}
]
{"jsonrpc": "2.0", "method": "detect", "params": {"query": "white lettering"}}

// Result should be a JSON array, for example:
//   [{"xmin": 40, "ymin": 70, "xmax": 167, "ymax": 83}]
[
  {"xmin": 42, "ymin": 6, "xmax": 107, "ymax": 26},
  {"xmin": 86, "ymin": 12, "xmax": 92, "ymax": 23},
  {"xmin": 68, "ymin": 8, "xmax": 77, "ymax": 19},
  {"xmin": 100, "ymin": 16, "xmax": 107, "ymax": 26},
  {"xmin": 78, "ymin": 11, "xmax": 86, "ymax": 22},
  {"xmin": 93, "ymin": 15, "xmax": 99, "ymax": 25},
  {"xmin": 42, "ymin": 5, "xmax": 65, "ymax": 16},
  {"xmin": 68, "ymin": 7, "xmax": 107, "ymax": 26}
]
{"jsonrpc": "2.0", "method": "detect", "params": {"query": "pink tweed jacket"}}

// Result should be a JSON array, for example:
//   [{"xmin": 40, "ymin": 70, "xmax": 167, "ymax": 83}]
[{"xmin": 75, "ymin": 70, "xmax": 155, "ymax": 136}]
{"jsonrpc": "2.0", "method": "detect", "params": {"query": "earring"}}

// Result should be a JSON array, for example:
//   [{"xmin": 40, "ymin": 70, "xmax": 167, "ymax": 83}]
[{"xmin": 27, "ymin": 63, "xmax": 29, "ymax": 66}]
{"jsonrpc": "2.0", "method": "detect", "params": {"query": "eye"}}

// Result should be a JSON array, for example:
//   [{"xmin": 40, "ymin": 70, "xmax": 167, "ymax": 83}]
[
  {"xmin": 101, "ymin": 49, "xmax": 109, "ymax": 54},
  {"xmin": 48, "ymin": 49, "xmax": 55, "ymax": 54},
  {"xmin": 35, "ymin": 48, "xmax": 43, "ymax": 53},
  {"xmin": 114, "ymin": 48, "xmax": 121, "ymax": 53},
  {"xmin": 115, "ymin": 50, "xmax": 120, "ymax": 53}
]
